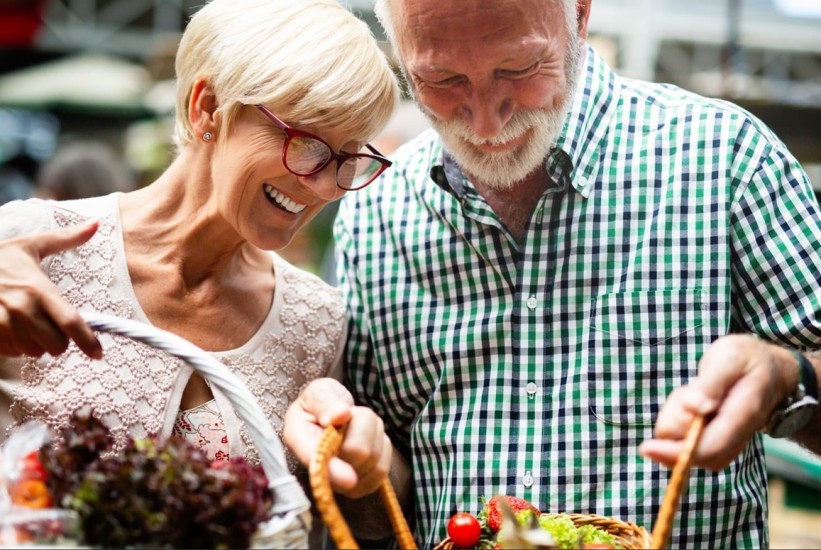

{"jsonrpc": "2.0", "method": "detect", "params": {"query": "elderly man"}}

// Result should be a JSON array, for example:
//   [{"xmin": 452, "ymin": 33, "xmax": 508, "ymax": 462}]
[{"xmin": 288, "ymin": 0, "xmax": 821, "ymax": 547}]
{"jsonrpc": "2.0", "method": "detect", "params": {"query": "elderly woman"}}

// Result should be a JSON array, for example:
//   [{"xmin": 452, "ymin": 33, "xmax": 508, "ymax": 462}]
[{"xmin": 0, "ymin": 0, "xmax": 398, "ymax": 501}]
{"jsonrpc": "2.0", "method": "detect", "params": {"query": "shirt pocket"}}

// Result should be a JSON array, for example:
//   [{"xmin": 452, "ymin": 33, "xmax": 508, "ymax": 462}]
[{"xmin": 587, "ymin": 289, "xmax": 710, "ymax": 428}]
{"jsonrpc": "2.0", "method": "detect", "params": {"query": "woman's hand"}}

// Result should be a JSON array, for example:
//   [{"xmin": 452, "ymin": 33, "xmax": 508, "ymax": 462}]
[
  {"xmin": 283, "ymin": 377, "xmax": 392, "ymax": 498},
  {"xmin": 0, "ymin": 221, "xmax": 102, "ymax": 359}
]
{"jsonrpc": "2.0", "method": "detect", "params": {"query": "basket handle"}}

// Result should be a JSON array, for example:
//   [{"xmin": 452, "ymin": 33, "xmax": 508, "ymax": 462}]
[
  {"xmin": 81, "ymin": 312, "xmax": 310, "ymax": 516},
  {"xmin": 310, "ymin": 425, "xmax": 417, "ymax": 549},
  {"xmin": 650, "ymin": 415, "xmax": 705, "ymax": 549}
]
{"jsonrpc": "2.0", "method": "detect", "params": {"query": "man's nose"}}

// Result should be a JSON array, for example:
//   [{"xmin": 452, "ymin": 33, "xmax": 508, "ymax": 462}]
[{"xmin": 461, "ymin": 83, "xmax": 514, "ymax": 140}]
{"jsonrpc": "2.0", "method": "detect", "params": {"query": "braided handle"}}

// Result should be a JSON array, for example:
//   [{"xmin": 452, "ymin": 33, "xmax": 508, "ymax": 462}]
[
  {"xmin": 650, "ymin": 415, "xmax": 705, "ymax": 549},
  {"xmin": 310, "ymin": 425, "xmax": 417, "ymax": 549}
]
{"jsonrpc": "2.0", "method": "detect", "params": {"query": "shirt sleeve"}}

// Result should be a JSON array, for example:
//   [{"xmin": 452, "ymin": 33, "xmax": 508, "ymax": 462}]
[
  {"xmin": 333, "ymin": 196, "xmax": 387, "ymax": 425},
  {"xmin": 729, "ymin": 127, "xmax": 821, "ymax": 348}
]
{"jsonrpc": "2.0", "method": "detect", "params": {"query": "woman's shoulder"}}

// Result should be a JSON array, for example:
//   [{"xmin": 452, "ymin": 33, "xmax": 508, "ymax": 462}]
[
  {"xmin": 0, "ymin": 198, "xmax": 56, "ymax": 239},
  {"xmin": 271, "ymin": 253, "xmax": 345, "ymax": 318},
  {"xmin": 0, "ymin": 194, "xmax": 120, "ymax": 240}
]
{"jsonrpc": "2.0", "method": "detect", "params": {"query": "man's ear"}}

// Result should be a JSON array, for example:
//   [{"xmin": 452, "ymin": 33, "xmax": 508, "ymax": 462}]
[
  {"xmin": 576, "ymin": 0, "xmax": 592, "ymax": 41},
  {"xmin": 189, "ymin": 77, "xmax": 219, "ymax": 139}
]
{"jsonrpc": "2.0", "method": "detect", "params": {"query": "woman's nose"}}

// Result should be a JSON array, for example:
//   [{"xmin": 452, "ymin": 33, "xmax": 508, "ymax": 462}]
[{"xmin": 299, "ymin": 164, "xmax": 341, "ymax": 201}]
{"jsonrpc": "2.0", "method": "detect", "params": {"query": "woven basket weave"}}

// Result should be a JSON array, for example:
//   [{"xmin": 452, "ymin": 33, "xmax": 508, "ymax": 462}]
[{"xmin": 82, "ymin": 312, "xmax": 312, "ymax": 549}]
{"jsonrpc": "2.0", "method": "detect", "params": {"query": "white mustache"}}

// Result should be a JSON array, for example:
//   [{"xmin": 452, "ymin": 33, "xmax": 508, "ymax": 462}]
[{"xmin": 447, "ymin": 112, "xmax": 540, "ymax": 147}]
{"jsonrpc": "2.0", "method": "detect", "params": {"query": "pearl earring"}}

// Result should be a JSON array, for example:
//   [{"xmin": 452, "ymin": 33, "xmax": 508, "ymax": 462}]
[{"xmin": 203, "ymin": 131, "xmax": 213, "ymax": 142}]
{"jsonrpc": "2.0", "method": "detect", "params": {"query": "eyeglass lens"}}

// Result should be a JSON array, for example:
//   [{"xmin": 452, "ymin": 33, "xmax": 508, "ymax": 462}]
[{"xmin": 285, "ymin": 135, "xmax": 382, "ymax": 190}]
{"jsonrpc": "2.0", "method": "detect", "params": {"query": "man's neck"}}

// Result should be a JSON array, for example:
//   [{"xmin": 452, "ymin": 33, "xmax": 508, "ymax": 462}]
[{"xmin": 471, "ymin": 168, "xmax": 553, "ymax": 242}]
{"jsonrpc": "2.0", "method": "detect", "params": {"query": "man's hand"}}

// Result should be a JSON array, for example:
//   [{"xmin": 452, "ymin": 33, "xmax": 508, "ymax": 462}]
[
  {"xmin": 640, "ymin": 334, "xmax": 800, "ymax": 470},
  {"xmin": 0, "ymin": 221, "xmax": 102, "ymax": 359},
  {"xmin": 283, "ymin": 377, "xmax": 392, "ymax": 498}
]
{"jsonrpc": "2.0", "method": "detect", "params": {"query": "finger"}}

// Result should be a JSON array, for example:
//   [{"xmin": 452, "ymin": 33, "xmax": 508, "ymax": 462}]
[
  {"xmin": 638, "ymin": 439, "xmax": 683, "ymax": 468},
  {"xmin": 282, "ymin": 379, "xmax": 355, "ymax": 468},
  {"xmin": 692, "ymin": 378, "xmax": 770, "ymax": 470},
  {"xmin": 328, "ymin": 456, "xmax": 359, "ymax": 491},
  {"xmin": 16, "ymin": 312, "xmax": 69, "ymax": 357},
  {"xmin": 299, "ymin": 378, "xmax": 354, "ymax": 426},
  {"xmin": 654, "ymin": 386, "xmax": 704, "ymax": 440},
  {"xmin": 337, "ymin": 433, "xmax": 392, "ymax": 499},
  {"xmin": 689, "ymin": 335, "xmax": 761, "ymax": 405},
  {"xmin": 0, "ymin": 310, "xmax": 25, "ymax": 356},
  {"xmin": 337, "ymin": 406, "xmax": 385, "ymax": 472},
  {"xmin": 41, "ymin": 299, "xmax": 102, "ymax": 359},
  {"xmin": 31, "ymin": 220, "xmax": 99, "ymax": 260}
]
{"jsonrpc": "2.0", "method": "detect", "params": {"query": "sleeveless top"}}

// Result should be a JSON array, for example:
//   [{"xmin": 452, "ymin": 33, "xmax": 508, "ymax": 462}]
[{"xmin": 0, "ymin": 194, "xmax": 346, "ymax": 468}]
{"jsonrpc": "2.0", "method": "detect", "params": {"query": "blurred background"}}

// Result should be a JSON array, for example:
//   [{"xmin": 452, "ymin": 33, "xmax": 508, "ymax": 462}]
[{"xmin": 0, "ymin": 1, "xmax": 819, "ymax": 545}]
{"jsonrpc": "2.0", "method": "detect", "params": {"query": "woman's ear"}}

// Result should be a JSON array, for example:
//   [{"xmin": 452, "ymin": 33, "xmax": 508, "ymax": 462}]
[{"xmin": 189, "ymin": 77, "xmax": 219, "ymax": 141}]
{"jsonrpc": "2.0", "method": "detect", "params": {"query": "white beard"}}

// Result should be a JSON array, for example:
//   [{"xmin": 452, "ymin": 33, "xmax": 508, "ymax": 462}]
[{"xmin": 419, "ymin": 43, "xmax": 582, "ymax": 191}]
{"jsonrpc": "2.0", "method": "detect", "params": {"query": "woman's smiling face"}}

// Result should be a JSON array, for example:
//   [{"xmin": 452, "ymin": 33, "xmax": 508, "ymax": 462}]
[{"xmin": 209, "ymin": 105, "xmax": 351, "ymax": 251}]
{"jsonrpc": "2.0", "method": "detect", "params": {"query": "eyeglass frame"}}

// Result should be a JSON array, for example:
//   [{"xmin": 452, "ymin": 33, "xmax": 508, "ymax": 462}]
[{"xmin": 255, "ymin": 104, "xmax": 391, "ymax": 191}]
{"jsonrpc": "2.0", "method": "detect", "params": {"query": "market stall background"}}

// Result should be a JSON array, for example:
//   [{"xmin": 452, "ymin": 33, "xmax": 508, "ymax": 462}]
[{"xmin": 0, "ymin": 0, "xmax": 819, "ymax": 547}]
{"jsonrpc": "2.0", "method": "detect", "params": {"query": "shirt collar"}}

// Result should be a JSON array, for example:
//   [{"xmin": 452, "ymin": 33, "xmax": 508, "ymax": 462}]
[
  {"xmin": 428, "ymin": 43, "xmax": 619, "ymax": 199},
  {"xmin": 555, "ymin": 44, "xmax": 620, "ymax": 198}
]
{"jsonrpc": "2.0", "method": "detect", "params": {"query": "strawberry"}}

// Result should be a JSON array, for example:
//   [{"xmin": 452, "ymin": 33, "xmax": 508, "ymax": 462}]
[{"xmin": 480, "ymin": 495, "xmax": 540, "ymax": 533}]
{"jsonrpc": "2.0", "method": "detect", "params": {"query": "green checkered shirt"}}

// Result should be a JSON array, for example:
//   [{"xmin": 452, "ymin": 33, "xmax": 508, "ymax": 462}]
[{"xmin": 334, "ymin": 45, "xmax": 821, "ymax": 548}]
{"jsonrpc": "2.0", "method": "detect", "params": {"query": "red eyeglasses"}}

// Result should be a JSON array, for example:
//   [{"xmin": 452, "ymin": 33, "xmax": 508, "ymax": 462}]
[{"xmin": 256, "ymin": 105, "xmax": 391, "ymax": 191}]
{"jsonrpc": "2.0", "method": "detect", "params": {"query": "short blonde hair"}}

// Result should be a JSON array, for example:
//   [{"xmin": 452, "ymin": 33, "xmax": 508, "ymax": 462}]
[{"xmin": 174, "ymin": 0, "xmax": 399, "ymax": 149}]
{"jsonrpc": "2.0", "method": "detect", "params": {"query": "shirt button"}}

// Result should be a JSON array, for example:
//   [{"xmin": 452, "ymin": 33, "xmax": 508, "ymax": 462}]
[
  {"xmin": 526, "ymin": 382, "xmax": 538, "ymax": 398},
  {"xmin": 526, "ymin": 296, "xmax": 538, "ymax": 310},
  {"xmin": 523, "ymin": 471, "xmax": 534, "ymax": 488}
]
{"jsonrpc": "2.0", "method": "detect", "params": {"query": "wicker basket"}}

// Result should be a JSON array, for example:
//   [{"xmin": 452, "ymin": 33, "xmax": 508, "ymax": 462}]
[
  {"xmin": 82, "ymin": 312, "xmax": 312, "ymax": 549},
  {"xmin": 433, "ymin": 513, "xmax": 651, "ymax": 550},
  {"xmin": 430, "ymin": 417, "xmax": 706, "ymax": 549}
]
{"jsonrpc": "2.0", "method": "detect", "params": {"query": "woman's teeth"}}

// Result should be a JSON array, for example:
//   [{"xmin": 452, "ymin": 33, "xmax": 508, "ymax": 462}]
[{"xmin": 263, "ymin": 184, "xmax": 306, "ymax": 213}]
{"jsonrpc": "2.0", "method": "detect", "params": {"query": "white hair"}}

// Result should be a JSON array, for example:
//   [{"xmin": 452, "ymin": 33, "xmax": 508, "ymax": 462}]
[{"xmin": 374, "ymin": 0, "xmax": 579, "ymax": 57}]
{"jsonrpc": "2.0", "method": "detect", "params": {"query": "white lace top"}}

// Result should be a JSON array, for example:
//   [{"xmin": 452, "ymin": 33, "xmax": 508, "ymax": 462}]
[{"xmin": 0, "ymin": 194, "xmax": 346, "ymax": 468}]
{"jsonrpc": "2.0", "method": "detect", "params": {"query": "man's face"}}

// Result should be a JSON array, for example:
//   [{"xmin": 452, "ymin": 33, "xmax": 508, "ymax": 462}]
[{"xmin": 395, "ymin": 0, "xmax": 583, "ymax": 189}]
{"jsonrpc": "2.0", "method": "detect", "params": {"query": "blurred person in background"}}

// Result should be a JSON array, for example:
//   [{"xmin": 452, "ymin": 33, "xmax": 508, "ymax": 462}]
[
  {"xmin": 0, "ymin": 156, "xmax": 34, "ymax": 205},
  {"xmin": 35, "ymin": 140, "xmax": 136, "ymax": 201},
  {"xmin": 0, "ymin": 0, "xmax": 399, "ymax": 542}
]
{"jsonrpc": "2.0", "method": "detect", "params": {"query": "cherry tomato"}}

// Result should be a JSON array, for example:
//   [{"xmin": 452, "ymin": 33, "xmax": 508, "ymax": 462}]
[
  {"xmin": 447, "ymin": 512, "xmax": 482, "ymax": 548},
  {"xmin": 10, "ymin": 479, "xmax": 53, "ymax": 509},
  {"xmin": 20, "ymin": 450, "xmax": 48, "ymax": 481}
]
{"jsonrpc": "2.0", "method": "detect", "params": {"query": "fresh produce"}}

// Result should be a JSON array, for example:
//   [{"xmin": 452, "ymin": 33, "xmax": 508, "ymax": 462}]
[
  {"xmin": 479, "ymin": 495, "xmax": 541, "ymax": 532},
  {"xmin": 8, "ymin": 450, "xmax": 53, "ymax": 508},
  {"xmin": 33, "ymin": 410, "xmax": 275, "ymax": 549},
  {"xmin": 449, "ymin": 496, "xmax": 618, "ymax": 549},
  {"xmin": 447, "ymin": 512, "xmax": 482, "ymax": 548}
]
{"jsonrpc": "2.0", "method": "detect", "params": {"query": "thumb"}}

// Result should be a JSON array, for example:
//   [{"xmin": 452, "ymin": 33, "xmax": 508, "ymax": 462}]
[
  {"xmin": 32, "ymin": 220, "xmax": 99, "ymax": 259},
  {"xmin": 299, "ymin": 378, "xmax": 355, "ymax": 426}
]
